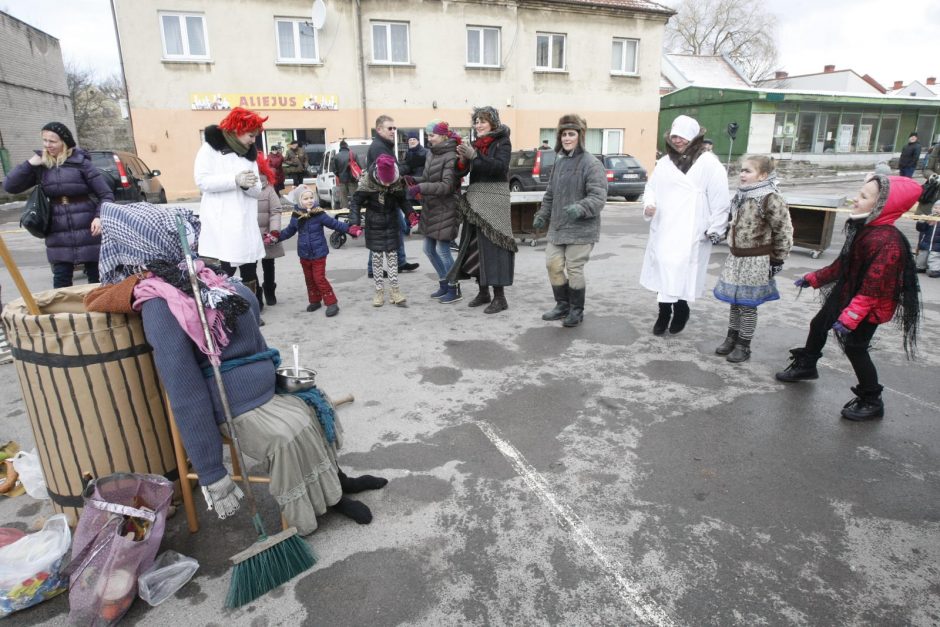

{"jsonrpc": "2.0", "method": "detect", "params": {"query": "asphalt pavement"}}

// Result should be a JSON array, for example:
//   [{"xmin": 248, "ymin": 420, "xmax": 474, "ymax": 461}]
[{"xmin": 1, "ymin": 176, "xmax": 939, "ymax": 626}]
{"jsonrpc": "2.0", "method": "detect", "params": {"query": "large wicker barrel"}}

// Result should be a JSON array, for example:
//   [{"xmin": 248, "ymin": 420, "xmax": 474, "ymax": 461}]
[{"xmin": 1, "ymin": 285, "xmax": 176, "ymax": 524}]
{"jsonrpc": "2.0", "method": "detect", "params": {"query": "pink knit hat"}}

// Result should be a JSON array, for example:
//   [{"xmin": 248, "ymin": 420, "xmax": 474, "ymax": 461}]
[
  {"xmin": 432, "ymin": 121, "xmax": 451, "ymax": 136},
  {"xmin": 375, "ymin": 154, "xmax": 399, "ymax": 185}
]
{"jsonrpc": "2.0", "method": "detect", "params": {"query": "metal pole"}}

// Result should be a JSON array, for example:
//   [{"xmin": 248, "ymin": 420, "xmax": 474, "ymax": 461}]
[{"xmin": 727, "ymin": 138, "xmax": 734, "ymax": 172}]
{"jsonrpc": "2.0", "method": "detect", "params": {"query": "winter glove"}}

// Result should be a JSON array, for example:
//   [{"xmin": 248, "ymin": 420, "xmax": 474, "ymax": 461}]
[
  {"xmin": 832, "ymin": 321, "xmax": 851, "ymax": 337},
  {"xmin": 769, "ymin": 260, "xmax": 784, "ymax": 279},
  {"xmin": 456, "ymin": 143, "xmax": 477, "ymax": 162},
  {"xmin": 201, "ymin": 475, "xmax": 244, "ymax": 519},
  {"xmin": 235, "ymin": 170, "xmax": 258, "ymax": 189},
  {"xmin": 403, "ymin": 175, "xmax": 417, "ymax": 187},
  {"xmin": 408, "ymin": 212, "xmax": 420, "ymax": 228},
  {"xmin": 533, "ymin": 214, "xmax": 547, "ymax": 231},
  {"xmin": 564, "ymin": 204, "xmax": 582, "ymax": 220},
  {"xmin": 270, "ymin": 230, "xmax": 280, "ymax": 240},
  {"xmin": 348, "ymin": 225, "xmax": 363, "ymax": 237},
  {"xmin": 407, "ymin": 185, "xmax": 421, "ymax": 200},
  {"xmin": 262, "ymin": 232, "xmax": 276, "ymax": 246},
  {"xmin": 794, "ymin": 276, "xmax": 811, "ymax": 288},
  {"xmin": 707, "ymin": 231, "xmax": 723, "ymax": 245}
]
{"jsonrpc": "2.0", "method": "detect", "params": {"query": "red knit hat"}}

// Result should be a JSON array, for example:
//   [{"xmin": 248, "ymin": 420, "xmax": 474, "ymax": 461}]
[
  {"xmin": 432, "ymin": 121, "xmax": 451, "ymax": 136},
  {"xmin": 375, "ymin": 154, "xmax": 399, "ymax": 185}
]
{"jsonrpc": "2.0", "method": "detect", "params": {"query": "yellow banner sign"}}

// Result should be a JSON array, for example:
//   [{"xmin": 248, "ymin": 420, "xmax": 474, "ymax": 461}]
[{"xmin": 190, "ymin": 93, "xmax": 338, "ymax": 111}]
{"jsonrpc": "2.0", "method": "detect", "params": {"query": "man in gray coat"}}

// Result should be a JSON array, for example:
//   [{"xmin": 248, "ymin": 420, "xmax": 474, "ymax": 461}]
[{"xmin": 532, "ymin": 114, "xmax": 608, "ymax": 327}]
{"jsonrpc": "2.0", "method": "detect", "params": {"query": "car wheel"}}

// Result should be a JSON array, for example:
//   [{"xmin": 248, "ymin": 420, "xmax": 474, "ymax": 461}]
[
  {"xmin": 510, "ymin": 180, "xmax": 523, "ymax": 193},
  {"xmin": 625, "ymin": 194, "xmax": 640, "ymax": 202},
  {"xmin": 157, "ymin": 190, "xmax": 167, "ymax": 204}
]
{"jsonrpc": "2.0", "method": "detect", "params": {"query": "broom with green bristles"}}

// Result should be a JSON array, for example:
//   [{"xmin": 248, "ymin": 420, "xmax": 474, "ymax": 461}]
[{"xmin": 175, "ymin": 216, "xmax": 315, "ymax": 608}]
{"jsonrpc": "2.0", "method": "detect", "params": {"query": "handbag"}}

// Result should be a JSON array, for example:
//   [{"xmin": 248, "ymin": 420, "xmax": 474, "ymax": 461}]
[
  {"xmin": 20, "ymin": 167, "xmax": 52, "ymax": 239},
  {"xmin": 348, "ymin": 152, "xmax": 363, "ymax": 181}
]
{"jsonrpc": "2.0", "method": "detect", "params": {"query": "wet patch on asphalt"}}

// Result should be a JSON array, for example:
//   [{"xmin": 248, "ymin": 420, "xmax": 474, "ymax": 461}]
[
  {"xmin": 642, "ymin": 359, "xmax": 725, "ymax": 389},
  {"xmin": 443, "ymin": 339, "xmax": 520, "ymax": 370},
  {"xmin": 419, "ymin": 365, "xmax": 462, "ymax": 385}
]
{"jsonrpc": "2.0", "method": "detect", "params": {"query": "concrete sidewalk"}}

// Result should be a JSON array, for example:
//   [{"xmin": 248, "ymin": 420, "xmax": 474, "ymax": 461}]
[{"xmin": 1, "ymin": 197, "xmax": 938, "ymax": 625}]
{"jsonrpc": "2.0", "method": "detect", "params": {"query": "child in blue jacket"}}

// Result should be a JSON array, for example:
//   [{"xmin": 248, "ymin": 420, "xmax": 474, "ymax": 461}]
[
  {"xmin": 915, "ymin": 202, "xmax": 940, "ymax": 277},
  {"xmin": 275, "ymin": 189, "xmax": 361, "ymax": 316}
]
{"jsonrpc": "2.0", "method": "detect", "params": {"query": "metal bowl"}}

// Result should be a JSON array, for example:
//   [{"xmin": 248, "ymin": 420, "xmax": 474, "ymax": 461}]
[{"xmin": 275, "ymin": 367, "xmax": 317, "ymax": 393}]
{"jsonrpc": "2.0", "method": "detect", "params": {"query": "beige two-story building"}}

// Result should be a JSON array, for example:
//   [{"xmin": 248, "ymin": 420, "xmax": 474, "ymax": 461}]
[{"xmin": 113, "ymin": 0, "xmax": 673, "ymax": 199}]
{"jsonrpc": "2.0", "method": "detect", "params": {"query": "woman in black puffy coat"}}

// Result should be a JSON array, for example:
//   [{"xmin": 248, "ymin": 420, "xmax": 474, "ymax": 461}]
[{"xmin": 3, "ymin": 122, "xmax": 114, "ymax": 287}]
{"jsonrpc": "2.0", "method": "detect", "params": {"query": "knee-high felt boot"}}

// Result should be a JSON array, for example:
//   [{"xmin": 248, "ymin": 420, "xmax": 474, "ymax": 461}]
[
  {"xmin": 562, "ymin": 287, "xmax": 584, "ymax": 327},
  {"xmin": 653, "ymin": 303, "xmax": 672, "ymax": 336},
  {"xmin": 542, "ymin": 283, "xmax": 570, "ymax": 321},
  {"xmin": 669, "ymin": 299, "xmax": 690, "ymax": 334},
  {"xmin": 841, "ymin": 384, "xmax": 885, "ymax": 421}
]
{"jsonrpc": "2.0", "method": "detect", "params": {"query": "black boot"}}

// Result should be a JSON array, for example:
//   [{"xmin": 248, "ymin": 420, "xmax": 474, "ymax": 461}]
[
  {"xmin": 484, "ymin": 286, "xmax": 508, "ymax": 314},
  {"xmin": 562, "ymin": 287, "xmax": 585, "ymax": 327},
  {"xmin": 542, "ymin": 283, "xmax": 570, "ymax": 321},
  {"xmin": 715, "ymin": 330, "xmax": 739, "ymax": 355},
  {"xmin": 245, "ymin": 280, "xmax": 263, "ymax": 312},
  {"xmin": 263, "ymin": 282, "xmax": 277, "ymax": 306},
  {"xmin": 653, "ymin": 303, "xmax": 672, "ymax": 336},
  {"xmin": 841, "ymin": 385, "xmax": 885, "ymax": 421},
  {"xmin": 468, "ymin": 283, "xmax": 491, "ymax": 307},
  {"xmin": 726, "ymin": 338, "xmax": 751, "ymax": 363},
  {"xmin": 669, "ymin": 300, "xmax": 690, "ymax": 334},
  {"xmin": 775, "ymin": 348, "xmax": 821, "ymax": 382}
]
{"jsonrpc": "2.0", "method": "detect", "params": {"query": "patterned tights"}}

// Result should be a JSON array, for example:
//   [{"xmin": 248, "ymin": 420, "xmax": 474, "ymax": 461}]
[
  {"xmin": 729, "ymin": 304, "xmax": 758, "ymax": 340},
  {"xmin": 371, "ymin": 251, "xmax": 399, "ymax": 289}
]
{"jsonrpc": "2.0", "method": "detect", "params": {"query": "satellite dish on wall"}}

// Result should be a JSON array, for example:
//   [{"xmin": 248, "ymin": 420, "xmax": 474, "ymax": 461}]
[{"xmin": 311, "ymin": 0, "xmax": 327, "ymax": 29}]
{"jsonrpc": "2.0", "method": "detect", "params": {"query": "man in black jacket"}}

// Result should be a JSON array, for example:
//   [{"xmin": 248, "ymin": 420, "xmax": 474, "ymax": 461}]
[
  {"xmin": 332, "ymin": 141, "xmax": 358, "ymax": 210},
  {"xmin": 899, "ymin": 133, "xmax": 922, "ymax": 178},
  {"xmin": 364, "ymin": 115, "xmax": 418, "ymax": 275}
]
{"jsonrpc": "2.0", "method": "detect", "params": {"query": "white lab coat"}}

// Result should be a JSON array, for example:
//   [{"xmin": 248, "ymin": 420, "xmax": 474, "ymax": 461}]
[
  {"xmin": 640, "ymin": 151, "xmax": 730, "ymax": 301},
  {"xmin": 193, "ymin": 143, "xmax": 264, "ymax": 265}
]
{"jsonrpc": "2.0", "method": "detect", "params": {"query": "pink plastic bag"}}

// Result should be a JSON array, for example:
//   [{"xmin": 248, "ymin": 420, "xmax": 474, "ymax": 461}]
[{"xmin": 67, "ymin": 473, "xmax": 173, "ymax": 625}]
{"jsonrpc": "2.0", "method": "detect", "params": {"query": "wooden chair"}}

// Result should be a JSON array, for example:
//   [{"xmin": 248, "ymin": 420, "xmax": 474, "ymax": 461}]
[{"xmin": 166, "ymin": 391, "xmax": 353, "ymax": 533}]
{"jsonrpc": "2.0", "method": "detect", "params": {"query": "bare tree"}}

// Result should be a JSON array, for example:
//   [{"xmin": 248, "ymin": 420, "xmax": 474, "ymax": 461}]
[
  {"xmin": 65, "ymin": 63, "xmax": 134, "ymax": 152},
  {"xmin": 664, "ymin": 0, "xmax": 779, "ymax": 82}
]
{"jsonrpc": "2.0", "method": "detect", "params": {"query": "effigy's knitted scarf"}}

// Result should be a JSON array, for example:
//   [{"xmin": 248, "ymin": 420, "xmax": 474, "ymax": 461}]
[{"xmin": 457, "ymin": 181, "xmax": 518, "ymax": 252}]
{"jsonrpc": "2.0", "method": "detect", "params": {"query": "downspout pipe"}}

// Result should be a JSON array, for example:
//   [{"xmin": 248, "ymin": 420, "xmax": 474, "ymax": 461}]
[{"xmin": 355, "ymin": 0, "xmax": 368, "ymax": 137}]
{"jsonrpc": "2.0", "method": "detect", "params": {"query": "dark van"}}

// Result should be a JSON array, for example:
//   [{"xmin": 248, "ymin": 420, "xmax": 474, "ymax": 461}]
[{"xmin": 507, "ymin": 149, "xmax": 556, "ymax": 192}]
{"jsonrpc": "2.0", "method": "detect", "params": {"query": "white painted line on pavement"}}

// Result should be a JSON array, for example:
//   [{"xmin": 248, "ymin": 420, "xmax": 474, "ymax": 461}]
[{"xmin": 473, "ymin": 420, "xmax": 677, "ymax": 627}]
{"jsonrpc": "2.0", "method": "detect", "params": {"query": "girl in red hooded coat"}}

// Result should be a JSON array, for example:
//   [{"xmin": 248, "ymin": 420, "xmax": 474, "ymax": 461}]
[{"xmin": 775, "ymin": 174, "xmax": 921, "ymax": 421}]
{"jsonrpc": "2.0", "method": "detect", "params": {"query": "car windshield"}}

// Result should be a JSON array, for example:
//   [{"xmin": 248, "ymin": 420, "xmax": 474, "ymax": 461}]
[
  {"xmin": 90, "ymin": 153, "xmax": 115, "ymax": 169},
  {"xmin": 351, "ymin": 145, "xmax": 369, "ymax": 163},
  {"xmin": 606, "ymin": 156, "xmax": 641, "ymax": 169},
  {"xmin": 511, "ymin": 151, "xmax": 535, "ymax": 167}
]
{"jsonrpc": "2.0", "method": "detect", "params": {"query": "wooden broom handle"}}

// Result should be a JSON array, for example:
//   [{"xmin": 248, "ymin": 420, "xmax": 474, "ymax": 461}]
[{"xmin": 0, "ymin": 234, "xmax": 40, "ymax": 315}]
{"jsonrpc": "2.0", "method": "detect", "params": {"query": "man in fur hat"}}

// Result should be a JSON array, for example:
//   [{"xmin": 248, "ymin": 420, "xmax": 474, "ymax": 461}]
[{"xmin": 532, "ymin": 114, "xmax": 608, "ymax": 327}]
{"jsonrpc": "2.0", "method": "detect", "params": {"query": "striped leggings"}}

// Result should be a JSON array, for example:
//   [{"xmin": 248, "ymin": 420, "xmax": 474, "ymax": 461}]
[
  {"xmin": 728, "ymin": 304, "xmax": 758, "ymax": 340},
  {"xmin": 372, "ymin": 251, "xmax": 399, "ymax": 289}
]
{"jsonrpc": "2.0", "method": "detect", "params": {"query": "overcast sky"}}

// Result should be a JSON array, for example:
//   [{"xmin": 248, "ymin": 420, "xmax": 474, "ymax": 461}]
[{"xmin": 2, "ymin": 0, "xmax": 938, "ymax": 87}]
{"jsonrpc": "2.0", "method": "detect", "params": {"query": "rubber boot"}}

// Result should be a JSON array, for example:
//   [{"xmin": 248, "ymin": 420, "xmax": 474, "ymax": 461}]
[
  {"xmin": 653, "ymin": 303, "xmax": 672, "ymax": 336},
  {"xmin": 431, "ymin": 280, "xmax": 448, "ymax": 299},
  {"xmin": 439, "ymin": 283, "xmax": 462, "ymax": 304},
  {"xmin": 484, "ymin": 286, "xmax": 508, "ymax": 314},
  {"xmin": 726, "ymin": 338, "xmax": 751, "ymax": 363},
  {"xmin": 669, "ymin": 299, "xmax": 690, "ymax": 334},
  {"xmin": 840, "ymin": 385, "xmax": 885, "ymax": 421},
  {"xmin": 468, "ymin": 284, "xmax": 491, "ymax": 307},
  {"xmin": 562, "ymin": 287, "xmax": 585, "ymax": 327},
  {"xmin": 775, "ymin": 348, "xmax": 821, "ymax": 382},
  {"xmin": 542, "ymin": 283, "xmax": 570, "ymax": 321},
  {"xmin": 263, "ymin": 282, "xmax": 277, "ymax": 306},
  {"xmin": 715, "ymin": 330, "xmax": 739, "ymax": 355}
]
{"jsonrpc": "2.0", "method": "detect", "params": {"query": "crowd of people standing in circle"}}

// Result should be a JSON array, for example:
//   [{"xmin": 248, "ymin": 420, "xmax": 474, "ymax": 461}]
[{"xmin": 0, "ymin": 109, "xmax": 928, "ymax": 536}]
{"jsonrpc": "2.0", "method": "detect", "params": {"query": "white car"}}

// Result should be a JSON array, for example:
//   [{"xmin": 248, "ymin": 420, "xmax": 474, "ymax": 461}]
[{"xmin": 315, "ymin": 139, "xmax": 371, "ymax": 207}]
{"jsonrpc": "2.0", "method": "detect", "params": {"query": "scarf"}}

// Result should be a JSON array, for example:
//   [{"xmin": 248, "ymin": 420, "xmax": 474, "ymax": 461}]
[
  {"xmin": 98, "ymin": 202, "xmax": 201, "ymax": 284},
  {"xmin": 222, "ymin": 130, "xmax": 250, "ymax": 157},
  {"xmin": 456, "ymin": 181, "xmax": 517, "ymax": 252},
  {"xmin": 132, "ymin": 260, "xmax": 248, "ymax": 365},
  {"xmin": 731, "ymin": 175, "xmax": 779, "ymax": 218},
  {"xmin": 473, "ymin": 134, "xmax": 497, "ymax": 155}
]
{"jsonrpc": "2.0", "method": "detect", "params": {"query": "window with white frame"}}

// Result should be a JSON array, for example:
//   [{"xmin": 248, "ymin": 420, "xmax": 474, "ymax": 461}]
[
  {"xmin": 467, "ymin": 26, "xmax": 500, "ymax": 67},
  {"xmin": 536, "ymin": 32, "xmax": 565, "ymax": 70},
  {"xmin": 160, "ymin": 12, "xmax": 209, "ymax": 60},
  {"xmin": 611, "ymin": 38, "xmax": 638, "ymax": 74},
  {"xmin": 372, "ymin": 21, "xmax": 410, "ymax": 64},
  {"xmin": 275, "ymin": 18, "xmax": 318, "ymax": 63}
]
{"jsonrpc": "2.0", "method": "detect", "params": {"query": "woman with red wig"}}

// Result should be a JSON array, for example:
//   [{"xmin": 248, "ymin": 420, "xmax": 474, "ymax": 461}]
[{"xmin": 194, "ymin": 107, "xmax": 268, "ymax": 302}]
